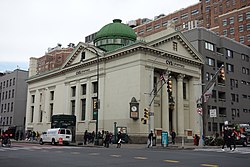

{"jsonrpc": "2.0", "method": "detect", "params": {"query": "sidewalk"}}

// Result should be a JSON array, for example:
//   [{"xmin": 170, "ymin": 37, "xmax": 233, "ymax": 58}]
[{"xmin": 12, "ymin": 139, "xmax": 221, "ymax": 150}]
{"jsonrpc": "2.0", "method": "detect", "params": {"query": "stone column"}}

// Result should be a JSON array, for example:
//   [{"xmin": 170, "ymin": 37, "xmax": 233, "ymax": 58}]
[
  {"xmin": 161, "ymin": 78, "xmax": 169, "ymax": 132},
  {"xmin": 177, "ymin": 74, "xmax": 185, "ymax": 136},
  {"xmin": 75, "ymin": 81, "xmax": 81, "ymax": 122}
]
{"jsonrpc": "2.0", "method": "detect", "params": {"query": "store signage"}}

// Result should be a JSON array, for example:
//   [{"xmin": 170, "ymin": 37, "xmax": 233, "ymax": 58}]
[
  {"xmin": 166, "ymin": 60, "xmax": 184, "ymax": 68},
  {"xmin": 76, "ymin": 69, "xmax": 90, "ymax": 75}
]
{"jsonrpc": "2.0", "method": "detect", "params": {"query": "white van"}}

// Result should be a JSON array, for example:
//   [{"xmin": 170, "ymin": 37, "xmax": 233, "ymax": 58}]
[{"xmin": 39, "ymin": 128, "xmax": 72, "ymax": 145}]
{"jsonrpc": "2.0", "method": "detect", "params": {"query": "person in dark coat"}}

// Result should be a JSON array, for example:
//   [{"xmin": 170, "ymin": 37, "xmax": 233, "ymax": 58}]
[
  {"xmin": 84, "ymin": 130, "xmax": 88, "ymax": 145},
  {"xmin": 117, "ymin": 131, "xmax": 122, "ymax": 148},
  {"xmin": 171, "ymin": 129, "xmax": 176, "ymax": 145},
  {"xmin": 147, "ymin": 130, "xmax": 154, "ymax": 148}
]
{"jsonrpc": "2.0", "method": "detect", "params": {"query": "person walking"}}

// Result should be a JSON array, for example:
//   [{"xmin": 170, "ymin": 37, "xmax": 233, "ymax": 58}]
[
  {"xmin": 147, "ymin": 130, "xmax": 154, "ymax": 148},
  {"xmin": 83, "ymin": 130, "xmax": 88, "ymax": 145},
  {"xmin": 222, "ymin": 126, "xmax": 232, "ymax": 151},
  {"xmin": 231, "ymin": 128, "xmax": 237, "ymax": 151},
  {"xmin": 117, "ymin": 131, "xmax": 122, "ymax": 148},
  {"xmin": 171, "ymin": 129, "xmax": 176, "ymax": 145}
]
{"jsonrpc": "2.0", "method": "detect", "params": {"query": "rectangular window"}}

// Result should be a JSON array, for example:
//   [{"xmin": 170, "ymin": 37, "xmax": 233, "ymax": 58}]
[
  {"xmin": 173, "ymin": 42, "xmax": 177, "ymax": 51},
  {"xmin": 230, "ymin": 28, "xmax": 234, "ymax": 34},
  {"xmin": 39, "ymin": 109, "xmax": 43, "ymax": 123},
  {"xmin": 223, "ymin": 29, "xmax": 227, "ymax": 36},
  {"xmin": 222, "ymin": 19, "xmax": 227, "ymax": 26},
  {"xmin": 7, "ymin": 103, "xmax": 9, "ymax": 112},
  {"xmin": 93, "ymin": 82, "xmax": 98, "ymax": 93},
  {"xmin": 12, "ymin": 89, "xmax": 14, "ymax": 98},
  {"xmin": 239, "ymin": 36, "xmax": 244, "ymax": 43},
  {"xmin": 238, "ymin": 14, "xmax": 243, "ymax": 22},
  {"xmin": 50, "ymin": 103, "xmax": 53, "ymax": 122},
  {"xmin": 206, "ymin": 57, "xmax": 215, "ymax": 66},
  {"xmin": 71, "ymin": 100, "xmax": 75, "ymax": 115},
  {"xmin": 81, "ymin": 52, "xmax": 85, "ymax": 61},
  {"xmin": 247, "ymin": 12, "xmax": 250, "ymax": 20},
  {"xmin": 82, "ymin": 84, "xmax": 87, "ymax": 95},
  {"xmin": 10, "ymin": 117, "xmax": 12, "ymax": 125},
  {"xmin": 205, "ymin": 41, "xmax": 214, "ymax": 51},
  {"xmin": 183, "ymin": 83, "xmax": 186, "ymax": 100},
  {"xmin": 226, "ymin": 64, "xmax": 234, "ymax": 72},
  {"xmin": 31, "ymin": 106, "xmax": 34, "ymax": 123},
  {"xmin": 50, "ymin": 91, "xmax": 54, "ymax": 100},
  {"xmin": 239, "ymin": 25, "xmax": 244, "ymax": 32},
  {"xmin": 40, "ymin": 93, "xmax": 42, "ymax": 102},
  {"xmin": 247, "ymin": 23, "xmax": 250, "ymax": 31},
  {"xmin": 31, "ymin": 95, "xmax": 35, "ymax": 103},
  {"xmin": 191, "ymin": 9, "xmax": 199, "ymax": 15},
  {"xmin": 13, "ymin": 78, "xmax": 15, "ymax": 85},
  {"xmin": 229, "ymin": 17, "xmax": 234, "ymax": 24},
  {"xmin": 81, "ymin": 99, "xmax": 86, "ymax": 121},
  {"xmin": 226, "ymin": 49, "xmax": 233, "ymax": 58},
  {"xmin": 71, "ymin": 86, "xmax": 76, "ymax": 97}
]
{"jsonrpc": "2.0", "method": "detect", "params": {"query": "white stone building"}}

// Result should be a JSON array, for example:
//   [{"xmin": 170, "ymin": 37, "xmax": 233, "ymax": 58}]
[{"xmin": 25, "ymin": 20, "xmax": 204, "ymax": 142}]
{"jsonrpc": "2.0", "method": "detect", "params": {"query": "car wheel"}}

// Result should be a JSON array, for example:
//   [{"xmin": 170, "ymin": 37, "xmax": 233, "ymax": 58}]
[{"xmin": 39, "ymin": 139, "xmax": 44, "ymax": 145}]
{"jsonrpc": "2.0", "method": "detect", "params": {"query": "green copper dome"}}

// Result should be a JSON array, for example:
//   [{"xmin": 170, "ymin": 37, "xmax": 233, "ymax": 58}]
[{"xmin": 94, "ymin": 19, "xmax": 137, "ymax": 52}]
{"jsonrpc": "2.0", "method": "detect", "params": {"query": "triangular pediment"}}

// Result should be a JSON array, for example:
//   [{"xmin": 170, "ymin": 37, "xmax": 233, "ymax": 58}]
[
  {"xmin": 144, "ymin": 29, "xmax": 204, "ymax": 64},
  {"xmin": 62, "ymin": 42, "xmax": 104, "ymax": 68}
]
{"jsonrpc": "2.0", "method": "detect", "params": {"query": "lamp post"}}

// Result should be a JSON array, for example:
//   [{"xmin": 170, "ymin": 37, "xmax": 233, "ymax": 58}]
[{"xmin": 82, "ymin": 45, "xmax": 101, "ymax": 145}]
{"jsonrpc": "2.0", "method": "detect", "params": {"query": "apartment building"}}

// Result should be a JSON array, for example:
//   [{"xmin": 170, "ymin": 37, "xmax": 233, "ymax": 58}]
[
  {"xmin": 0, "ymin": 69, "xmax": 28, "ymax": 137},
  {"xmin": 132, "ymin": 0, "xmax": 250, "ymax": 47},
  {"xmin": 34, "ymin": 43, "xmax": 75, "ymax": 75},
  {"xmin": 183, "ymin": 28, "xmax": 250, "ymax": 136}
]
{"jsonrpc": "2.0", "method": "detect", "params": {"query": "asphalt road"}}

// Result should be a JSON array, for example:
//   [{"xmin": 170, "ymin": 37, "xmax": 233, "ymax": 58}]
[{"xmin": 0, "ymin": 143, "xmax": 249, "ymax": 167}]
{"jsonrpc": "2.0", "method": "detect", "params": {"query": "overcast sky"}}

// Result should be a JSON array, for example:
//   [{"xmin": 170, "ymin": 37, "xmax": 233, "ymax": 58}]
[{"xmin": 0, "ymin": 0, "xmax": 198, "ymax": 72}]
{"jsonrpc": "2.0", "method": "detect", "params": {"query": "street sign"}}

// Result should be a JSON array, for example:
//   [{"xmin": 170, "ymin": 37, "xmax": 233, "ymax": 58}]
[{"xmin": 210, "ymin": 109, "xmax": 217, "ymax": 118}]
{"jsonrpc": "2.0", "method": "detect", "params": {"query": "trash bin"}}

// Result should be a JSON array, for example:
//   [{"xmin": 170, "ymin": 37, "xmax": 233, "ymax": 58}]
[
  {"xmin": 152, "ymin": 136, "xmax": 156, "ymax": 146},
  {"xmin": 161, "ymin": 131, "xmax": 168, "ymax": 147}
]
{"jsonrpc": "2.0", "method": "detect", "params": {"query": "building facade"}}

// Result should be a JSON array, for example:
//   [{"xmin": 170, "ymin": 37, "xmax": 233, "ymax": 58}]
[
  {"xmin": 0, "ymin": 69, "xmax": 28, "ymax": 137},
  {"xmin": 25, "ymin": 20, "xmax": 204, "ymax": 142},
  {"xmin": 183, "ymin": 28, "xmax": 250, "ymax": 136},
  {"xmin": 132, "ymin": 0, "xmax": 250, "ymax": 47}
]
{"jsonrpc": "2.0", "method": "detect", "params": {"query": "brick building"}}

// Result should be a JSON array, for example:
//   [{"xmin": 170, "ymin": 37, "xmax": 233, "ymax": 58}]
[{"xmin": 132, "ymin": 0, "xmax": 250, "ymax": 47}]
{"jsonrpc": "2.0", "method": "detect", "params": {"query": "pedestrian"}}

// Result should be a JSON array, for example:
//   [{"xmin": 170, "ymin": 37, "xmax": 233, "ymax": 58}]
[
  {"xmin": 194, "ymin": 134, "xmax": 200, "ymax": 146},
  {"xmin": 222, "ymin": 126, "xmax": 231, "ymax": 151},
  {"xmin": 171, "ymin": 129, "xmax": 176, "ymax": 145},
  {"xmin": 147, "ymin": 130, "xmax": 153, "ymax": 148},
  {"xmin": 84, "ymin": 130, "xmax": 88, "ymax": 145},
  {"xmin": 117, "ymin": 131, "xmax": 122, "ymax": 148},
  {"xmin": 231, "ymin": 128, "xmax": 237, "ymax": 151},
  {"xmin": 104, "ymin": 131, "xmax": 110, "ymax": 148}
]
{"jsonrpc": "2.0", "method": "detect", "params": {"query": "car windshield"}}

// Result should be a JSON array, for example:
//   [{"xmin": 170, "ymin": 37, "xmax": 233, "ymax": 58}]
[{"xmin": 66, "ymin": 130, "xmax": 71, "ymax": 134}]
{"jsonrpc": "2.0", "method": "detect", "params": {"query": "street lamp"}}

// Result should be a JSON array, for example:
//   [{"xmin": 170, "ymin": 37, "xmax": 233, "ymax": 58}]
[{"xmin": 82, "ymin": 45, "xmax": 102, "ymax": 145}]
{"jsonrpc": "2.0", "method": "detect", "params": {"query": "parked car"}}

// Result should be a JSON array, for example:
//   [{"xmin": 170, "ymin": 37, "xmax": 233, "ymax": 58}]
[{"xmin": 39, "ymin": 128, "xmax": 72, "ymax": 145}]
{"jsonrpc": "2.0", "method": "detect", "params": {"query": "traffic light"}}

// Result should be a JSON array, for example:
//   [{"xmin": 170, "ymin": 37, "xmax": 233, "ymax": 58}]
[
  {"xmin": 93, "ymin": 99, "xmax": 98, "ymax": 110},
  {"xmin": 219, "ymin": 67, "xmax": 225, "ymax": 81},
  {"xmin": 144, "ymin": 108, "xmax": 149, "ymax": 119},
  {"xmin": 167, "ymin": 79, "xmax": 172, "ymax": 93}
]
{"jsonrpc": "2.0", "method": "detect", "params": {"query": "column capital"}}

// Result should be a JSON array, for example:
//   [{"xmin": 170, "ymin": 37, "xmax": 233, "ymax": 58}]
[{"xmin": 177, "ymin": 74, "xmax": 185, "ymax": 81}]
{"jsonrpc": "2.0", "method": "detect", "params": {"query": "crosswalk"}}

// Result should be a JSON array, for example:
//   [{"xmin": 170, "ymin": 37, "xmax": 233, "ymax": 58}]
[
  {"xmin": 0, "ymin": 145, "xmax": 80, "ymax": 152},
  {"xmin": 194, "ymin": 148, "xmax": 250, "ymax": 154}
]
